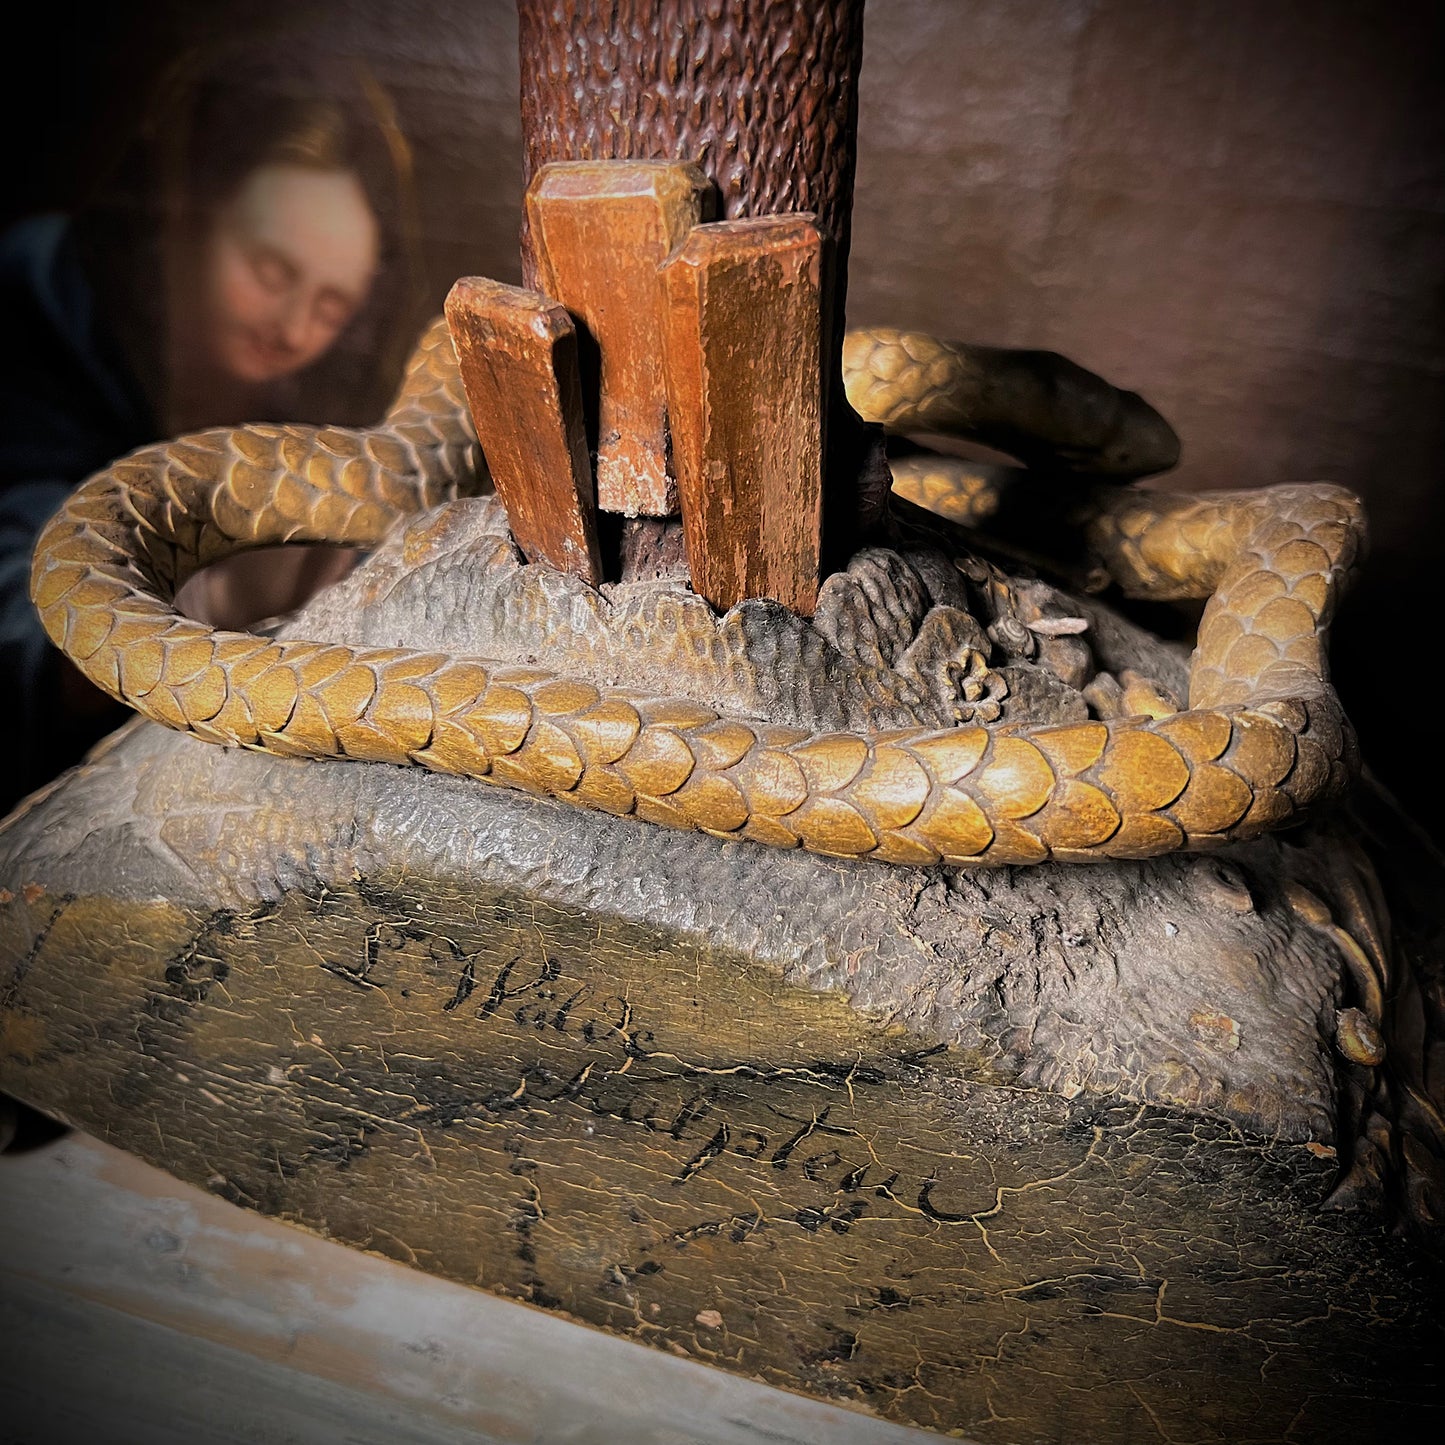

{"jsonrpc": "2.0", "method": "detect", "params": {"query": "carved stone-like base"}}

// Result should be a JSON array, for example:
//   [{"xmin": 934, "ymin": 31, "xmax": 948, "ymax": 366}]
[
  {"xmin": 1, "ymin": 758, "xmax": 1441, "ymax": 1441},
  {"xmin": 3, "ymin": 503, "xmax": 1441, "ymax": 1438}
]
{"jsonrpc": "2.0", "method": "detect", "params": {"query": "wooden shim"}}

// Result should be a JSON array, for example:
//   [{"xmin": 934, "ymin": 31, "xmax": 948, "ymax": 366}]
[
  {"xmin": 526, "ymin": 161, "xmax": 712, "ymax": 518},
  {"xmin": 660, "ymin": 217, "xmax": 825, "ymax": 617},
  {"xmin": 444, "ymin": 277, "xmax": 602, "ymax": 585}
]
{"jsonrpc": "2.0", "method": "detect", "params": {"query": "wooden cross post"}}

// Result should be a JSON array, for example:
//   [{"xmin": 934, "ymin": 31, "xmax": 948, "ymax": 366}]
[{"xmin": 447, "ymin": 0, "xmax": 868, "ymax": 615}]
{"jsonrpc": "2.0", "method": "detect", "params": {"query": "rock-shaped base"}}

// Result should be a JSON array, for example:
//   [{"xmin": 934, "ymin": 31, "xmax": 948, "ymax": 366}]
[
  {"xmin": 3, "ymin": 501, "xmax": 1441, "ymax": 1438},
  {"xmin": 0, "ymin": 759, "xmax": 1440, "ymax": 1440}
]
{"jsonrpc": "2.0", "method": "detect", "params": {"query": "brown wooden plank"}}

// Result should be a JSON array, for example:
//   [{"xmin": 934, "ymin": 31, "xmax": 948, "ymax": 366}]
[
  {"xmin": 526, "ymin": 161, "xmax": 712, "ymax": 517},
  {"xmin": 659, "ymin": 217, "xmax": 825, "ymax": 616},
  {"xmin": 444, "ymin": 277, "xmax": 602, "ymax": 584},
  {"xmin": 1, "ymin": 1137, "xmax": 916, "ymax": 1445}
]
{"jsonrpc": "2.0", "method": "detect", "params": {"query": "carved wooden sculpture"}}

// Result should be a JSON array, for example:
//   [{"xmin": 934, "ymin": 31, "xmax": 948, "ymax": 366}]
[
  {"xmin": 26, "ymin": 317, "xmax": 1359, "ymax": 865},
  {"xmin": 3, "ymin": 3, "xmax": 1442, "ymax": 1441}
]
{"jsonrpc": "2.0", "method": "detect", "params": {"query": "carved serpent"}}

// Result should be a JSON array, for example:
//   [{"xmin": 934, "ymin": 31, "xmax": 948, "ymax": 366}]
[{"xmin": 30, "ymin": 319, "xmax": 1362, "ymax": 866}]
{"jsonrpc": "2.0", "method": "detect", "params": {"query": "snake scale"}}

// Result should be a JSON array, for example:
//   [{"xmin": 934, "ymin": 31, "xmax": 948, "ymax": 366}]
[{"xmin": 30, "ymin": 318, "xmax": 1362, "ymax": 867}]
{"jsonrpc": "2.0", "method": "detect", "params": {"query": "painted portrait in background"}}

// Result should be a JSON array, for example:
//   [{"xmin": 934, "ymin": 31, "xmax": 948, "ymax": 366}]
[{"xmin": 0, "ymin": 41, "xmax": 427, "ymax": 812}]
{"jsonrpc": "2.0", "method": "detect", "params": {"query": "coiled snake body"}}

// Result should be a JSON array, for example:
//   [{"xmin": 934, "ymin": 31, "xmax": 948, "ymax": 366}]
[{"xmin": 31, "ymin": 319, "xmax": 1362, "ymax": 867}]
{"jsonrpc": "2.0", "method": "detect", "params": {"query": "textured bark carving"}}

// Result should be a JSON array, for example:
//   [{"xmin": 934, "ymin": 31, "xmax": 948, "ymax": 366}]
[{"xmin": 515, "ymin": 0, "xmax": 865, "ymax": 312}]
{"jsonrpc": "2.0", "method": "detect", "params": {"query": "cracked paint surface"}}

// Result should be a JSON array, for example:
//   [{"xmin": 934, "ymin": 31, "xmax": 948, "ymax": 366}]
[{"xmin": 1, "ymin": 872, "xmax": 1440, "ymax": 1441}]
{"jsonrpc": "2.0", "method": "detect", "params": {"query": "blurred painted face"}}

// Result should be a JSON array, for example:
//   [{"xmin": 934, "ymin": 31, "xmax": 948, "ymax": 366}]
[{"xmin": 201, "ymin": 163, "xmax": 379, "ymax": 384}]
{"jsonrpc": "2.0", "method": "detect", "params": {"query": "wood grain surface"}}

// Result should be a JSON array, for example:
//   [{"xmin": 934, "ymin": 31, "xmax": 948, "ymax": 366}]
[
  {"xmin": 444, "ymin": 277, "xmax": 601, "ymax": 582},
  {"xmin": 662, "ymin": 217, "xmax": 826, "ymax": 614},
  {"xmin": 0, "ymin": 1133, "xmax": 930, "ymax": 1444},
  {"xmin": 526, "ymin": 160, "xmax": 711, "ymax": 517}
]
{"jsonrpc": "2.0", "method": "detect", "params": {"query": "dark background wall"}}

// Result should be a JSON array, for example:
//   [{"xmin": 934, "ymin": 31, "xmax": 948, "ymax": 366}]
[{"xmin": 4, "ymin": 0, "xmax": 1443, "ymax": 833}]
